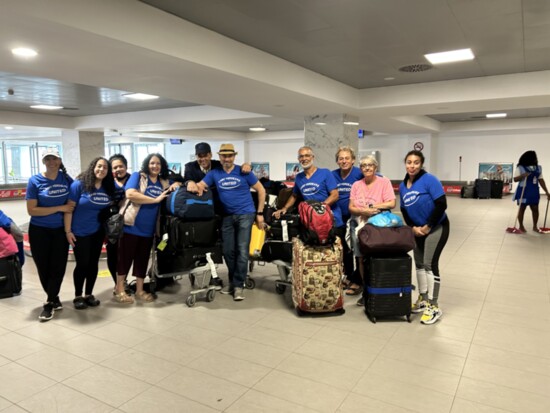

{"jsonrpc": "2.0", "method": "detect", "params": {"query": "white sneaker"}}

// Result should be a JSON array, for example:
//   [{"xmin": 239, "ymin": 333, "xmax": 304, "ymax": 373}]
[
  {"xmin": 233, "ymin": 287, "xmax": 245, "ymax": 301},
  {"xmin": 420, "ymin": 304, "xmax": 442, "ymax": 325}
]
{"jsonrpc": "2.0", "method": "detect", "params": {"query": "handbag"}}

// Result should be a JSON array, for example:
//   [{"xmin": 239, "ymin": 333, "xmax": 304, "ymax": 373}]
[
  {"xmin": 358, "ymin": 224, "xmax": 415, "ymax": 255},
  {"xmin": 367, "ymin": 211, "xmax": 404, "ymax": 227},
  {"xmin": 0, "ymin": 227, "xmax": 18, "ymax": 259}
]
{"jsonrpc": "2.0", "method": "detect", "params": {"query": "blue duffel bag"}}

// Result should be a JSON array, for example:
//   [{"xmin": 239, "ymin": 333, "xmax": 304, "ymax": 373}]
[{"xmin": 165, "ymin": 187, "xmax": 215, "ymax": 221}]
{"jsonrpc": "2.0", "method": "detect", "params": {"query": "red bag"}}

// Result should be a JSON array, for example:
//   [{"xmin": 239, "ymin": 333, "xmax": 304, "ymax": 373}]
[
  {"xmin": 358, "ymin": 224, "xmax": 415, "ymax": 255},
  {"xmin": 298, "ymin": 201, "xmax": 336, "ymax": 246}
]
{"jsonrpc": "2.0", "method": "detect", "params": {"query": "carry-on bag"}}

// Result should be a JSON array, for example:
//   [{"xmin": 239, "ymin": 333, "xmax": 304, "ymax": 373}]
[
  {"xmin": 163, "ymin": 216, "xmax": 219, "ymax": 251},
  {"xmin": 475, "ymin": 179, "xmax": 491, "ymax": 199},
  {"xmin": 490, "ymin": 179, "xmax": 504, "ymax": 199},
  {"xmin": 460, "ymin": 185, "xmax": 475, "ymax": 198},
  {"xmin": 249, "ymin": 223, "xmax": 266, "ymax": 259},
  {"xmin": 267, "ymin": 214, "xmax": 300, "ymax": 241},
  {"xmin": 260, "ymin": 240, "xmax": 293, "ymax": 263},
  {"xmin": 165, "ymin": 186, "xmax": 215, "ymax": 220},
  {"xmin": 358, "ymin": 224, "xmax": 415, "ymax": 255},
  {"xmin": 291, "ymin": 237, "xmax": 344, "ymax": 315},
  {"xmin": 0, "ymin": 255, "xmax": 22, "ymax": 299},
  {"xmin": 364, "ymin": 254, "xmax": 412, "ymax": 323},
  {"xmin": 298, "ymin": 201, "xmax": 336, "ymax": 246},
  {"xmin": 157, "ymin": 242, "xmax": 224, "ymax": 275}
]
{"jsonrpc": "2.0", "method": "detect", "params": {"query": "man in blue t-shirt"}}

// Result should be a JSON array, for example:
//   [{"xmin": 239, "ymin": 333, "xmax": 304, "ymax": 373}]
[
  {"xmin": 197, "ymin": 143, "xmax": 266, "ymax": 301},
  {"xmin": 274, "ymin": 146, "xmax": 342, "ymax": 229}
]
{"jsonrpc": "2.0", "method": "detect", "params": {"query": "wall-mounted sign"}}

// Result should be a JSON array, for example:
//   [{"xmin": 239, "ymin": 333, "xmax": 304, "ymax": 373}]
[{"xmin": 413, "ymin": 142, "xmax": 424, "ymax": 151}]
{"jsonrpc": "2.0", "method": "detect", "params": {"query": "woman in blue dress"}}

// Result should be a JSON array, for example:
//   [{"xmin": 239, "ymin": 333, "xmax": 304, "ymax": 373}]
[{"xmin": 513, "ymin": 150, "xmax": 550, "ymax": 232}]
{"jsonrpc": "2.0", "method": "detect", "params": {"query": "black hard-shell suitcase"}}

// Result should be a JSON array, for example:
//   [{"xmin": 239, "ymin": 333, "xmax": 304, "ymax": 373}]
[
  {"xmin": 164, "ymin": 216, "xmax": 219, "ymax": 248},
  {"xmin": 475, "ymin": 179, "xmax": 491, "ymax": 199},
  {"xmin": 490, "ymin": 180, "xmax": 503, "ymax": 198},
  {"xmin": 364, "ymin": 254, "xmax": 412, "ymax": 323},
  {"xmin": 157, "ymin": 243, "xmax": 223, "ymax": 275},
  {"xmin": 260, "ymin": 240, "xmax": 293, "ymax": 263},
  {"xmin": 0, "ymin": 255, "xmax": 22, "ymax": 299},
  {"xmin": 461, "ymin": 185, "xmax": 475, "ymax": 198}
]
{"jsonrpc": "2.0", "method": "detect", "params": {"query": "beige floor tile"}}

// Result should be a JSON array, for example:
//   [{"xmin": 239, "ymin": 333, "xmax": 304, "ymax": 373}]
[
  {"xmin": 0, "ymin": 363, "xmax": 55, "ymax": 403},
  {"xmin": 450, "ymin": 398, "xmax": 512, "ymax": 413},
  {"xmin": 310, "ymin": 325, "xmax": 388, "ymax": 357},
  {"xmin": 0, "ymin": 404, "xmax": 28, "ymax": 413},
  {"xmin": 468, "ymin": 344, "xmax": 550, "ymax": 377},
  {"xmin": 0, "ymin": 332, "xmax": 50, "ymax": 361},
  {"xmin": 214, "ymin": 337, "xmax": 290, "ymax": 368},
  {"xmin": 295, "ymin": 338, "xmax": 378, "ymax": 371},
  {"xmin": 100, "ymin": 348, "xmax": 182, "ymax": 385},
  {"xmin": 187, "ymin": 351, "xmax": 270, "ymax": 387},
  {"xmin": 17, "ymin": 348, "xmax": 94, "ymax": 382},
  {"xmin": 225, "ymin": 389, "xmax": 319, "ymax": 413},
  {"xmin": 15, "ymin": 322, "xmax": 82, "ymax": 346},
  {"xmin": 57, "ymin": 334, "xmax": 127, "ymax": 363},
  {"xmin": 18, "ymin": 383, "xmax": 113, "ymax": 413},
  {"xmin": 352, "ymin": 372, "xmax": 453, "ymax": 412},
  {"xmin": 276, "ymin": 353, "xmax": 363, "ymax": 390},
  {"xmin": 484, "ymin": 285, "xmax": 549, "ymax": 305},
  {"xmin": 338, "ymin": 392, "xmax": 416, "ymax": 413},
  {"xmin": 116, "ymin": 313, "xmax": 180, "ymax": 334},
  {"xmin": 137, "ymin": 335, "xmax": 207, "ymax": 366},
  {"xmin": 157, "ymin": 366, "xmax": 248, "ymax": 411},
  {"xmin": 118, "ymin": 386, "xmax": 219, "ymax": 413},
  {"xmin": 253, "ymin": 370, "xmax": 348, "ymax": 413},
  {"xmin": 238, "ymin": 324, "xmax": 309, "ymax": 351},
  {"xmin": 160, "ymin": 322, "xmax": 231, "ymax": 348},
  {"xmin": 0, "ymin": 308, "xmax": 39, "ymax": 331},
  {"xmin": 389, "ymin": 327, "xmax": 472, "ymax": 358},
  {"xmin": 182, "ymin": 312, "xmax": 251, "ymax": 336},
  {"xmin": 254, "ymin": 313, "xmax": 325, "ymax": 338},
  {"xmin": 87, "ymin": 321, "xmax": 155, "ymax": 347},
  {"xmin": 456, "ymin": 376, "xmax": 550, "ymax": 413},
  {"xmin": 62, "ymin": 365, "xmax": 151, "ymax": 408}
]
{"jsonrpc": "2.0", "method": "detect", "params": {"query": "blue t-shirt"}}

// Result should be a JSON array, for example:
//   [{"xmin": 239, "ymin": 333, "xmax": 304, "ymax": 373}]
[
  {"xmin": 203, "ymin": 165, "xmax": 258, "ymax": 215},
  {"xmin": 294, "ymin": 168, "xmax": 343, "ymax": 227},
  {"xmin": 26, "ymin": 172, "xmax": 73, "ymax": 228},
  {"xmin": 124, "ymin": 172, "xmax": 166, "ymax": 237},
  {"xmin": 399, "ymin": 172, "xmax": 446, "ymax": 226},
  {"xmin": 332, "ymin": 166, "xmax": 363, "ymax": 221},
  {"xmin": 69, "ymin": 180, "xmax": 111, "ymax": 237}
]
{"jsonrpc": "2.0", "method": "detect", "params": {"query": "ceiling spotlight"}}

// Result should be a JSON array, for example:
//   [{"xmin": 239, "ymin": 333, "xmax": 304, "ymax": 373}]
[
  {"xmin": 486, "ymin": 113, "xmax": 507, "ymax": 119},
  {"xmin": 314, "ymin": 122, "xmax": 327, "ymax": 126},
  {"xmin": 30, "ymin": 104, "xmax": 63, "ymax": 110},
  {"xmin": 249, "ymin": 127, "xmax": 266, "ymax": 132},
  {"xmin": 4, "ymin": 126, "xmax": 14, "ymax": 130},
  {"xmin": 424, "ymin": 48, "xmax": 474, "ymax": 64},
  {"xmin": 123, "ymin": 93, "xmax": 159, "ymax": 100},
  {"xmin": 343, "ymin": 121, "xmax": 359, "ymax": 126},
  {"xmin": 12, "ymin": 47, "xmax": 38, "ymax": 58}
]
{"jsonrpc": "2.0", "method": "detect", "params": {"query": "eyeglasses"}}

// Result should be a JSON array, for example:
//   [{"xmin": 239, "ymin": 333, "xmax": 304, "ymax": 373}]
[
  {"xmin": 360, "ymin": 163, "xmax": 375, "ymax": 169},
  {"xmin": 298, "ymin": 154, "xmax": 313, "ymax": 159}
]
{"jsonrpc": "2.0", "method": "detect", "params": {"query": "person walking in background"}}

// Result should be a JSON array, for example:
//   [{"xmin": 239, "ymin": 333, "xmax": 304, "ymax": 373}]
[
  {"xmin": 65, "ymin": 157, "xmax": 115, "ymax": 310},
  {"xmin": 399, "ymin": 150, "xmax": 449, "ymax": 325},
  {"xmin": 114, "ymin": 153, "xmax": 180, "ymax": 304},
  {"xmin": 106, "ymin": 154, "xmax": 131, "ymax": 289},
  {"xmin": 513, "ymin": 150, "xmax": 550, "ymax": 233},
  {"xmin": 348, "ymin": 155, "xmax": 395, "ymax": 303},
  {"xmin": 26, "ymin": 148, "xmax": 74, "ymax": 321},
  {"xmin": 332, "ymin": 146, "xmax": 363, "ymax": 294}
]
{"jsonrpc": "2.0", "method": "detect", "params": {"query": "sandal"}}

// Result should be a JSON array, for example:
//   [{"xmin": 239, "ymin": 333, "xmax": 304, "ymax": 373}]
[
  {"xmin": 135, "ymin": 291, "xmax": 155, "ymax": 302},
  {"xmin": 345, "ymin": 285, "xmax": 362, "ymax": 296},
  {"xmin": 114, "ymin": 292, "xmax": 134, "ymax": 304}
]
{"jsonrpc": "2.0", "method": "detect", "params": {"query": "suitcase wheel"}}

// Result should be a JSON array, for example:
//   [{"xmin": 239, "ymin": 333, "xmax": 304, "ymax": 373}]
[
  {"xmin": 245, "ymin": 277, "xmax": 256, "ymax": 289},
  {"xmin": 406, "ymin": 314, "xmax": 411, "ymax": 323},
  {"xmin": 275, "ymin": 284, "xmax": 286, "ymax": 294},
  {"xmin": 206, "ymin": 289, "xmax": 215, "ymax": 302},
  {"xmin": 249, "ymin": 261, "xmax": 255, "ymax": 272},
  {"xmin": 186, "ymin": 294, "xmax": 196, "ymax": 307}
]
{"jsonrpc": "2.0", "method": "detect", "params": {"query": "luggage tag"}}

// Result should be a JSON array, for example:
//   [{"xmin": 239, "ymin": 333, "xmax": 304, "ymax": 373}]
[
  {"xmin": 282, "ymin": 220, "xmax": 289, "ymax": 242},
  {"xmin": 157, "ymin": 233, "xmax": 169, "ymax": 251}
]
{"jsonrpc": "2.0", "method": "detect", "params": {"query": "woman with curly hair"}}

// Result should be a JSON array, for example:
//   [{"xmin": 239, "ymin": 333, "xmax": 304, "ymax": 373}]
[
  {"xmin": 64, "ymin": 157, "xmax": 115, "ymax": 310},
  {"xmin": 513, "ymin": 150, "xmax": 550, "ymax": 232},
  {"xmin": 114, "ymin": 153, "xmax": 181, "ymax": 303}
]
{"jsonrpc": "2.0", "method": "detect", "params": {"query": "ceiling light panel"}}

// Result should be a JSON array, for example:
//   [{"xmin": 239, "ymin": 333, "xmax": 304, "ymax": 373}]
[
  {"xmin": 30, "ymin": 104, "xmax": 63, "ymax": 110},
  {"xmin": 424, "ymin": 48, "xmax": 474, "ymax": 64},
  {"xmin": 486, "ymin": 113, "xmax": 507, "ymax": 118},
  {"xmin": 12, "ymin": 47, "xmax": 38, "ymax": 58},
  {"xmin": 123, "ymin": 93, "xmax": 159, "ymax": 100}
]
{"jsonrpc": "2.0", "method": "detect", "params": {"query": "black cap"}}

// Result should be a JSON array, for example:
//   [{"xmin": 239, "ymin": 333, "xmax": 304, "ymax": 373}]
[{"xmin": 195, "ymin": 142, "xmax": 211, "ymax": 155}]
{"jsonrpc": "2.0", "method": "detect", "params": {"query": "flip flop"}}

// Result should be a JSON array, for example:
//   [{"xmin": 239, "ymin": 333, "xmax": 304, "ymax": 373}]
[{"xmin": 345, "ymin": 285, "xmax": 362, "ymax": 296}]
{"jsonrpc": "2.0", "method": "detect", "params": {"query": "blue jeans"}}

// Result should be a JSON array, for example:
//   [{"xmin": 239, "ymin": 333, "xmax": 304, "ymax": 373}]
[{"xmin": 221, "ymin": 213, "xmax": 255, "ymax": 288}]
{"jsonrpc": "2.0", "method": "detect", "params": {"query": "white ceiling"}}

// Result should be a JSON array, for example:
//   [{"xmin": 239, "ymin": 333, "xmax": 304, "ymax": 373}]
[{"xmin": 0, "ymin": 0, "xmax": 550, "ymax": 140}]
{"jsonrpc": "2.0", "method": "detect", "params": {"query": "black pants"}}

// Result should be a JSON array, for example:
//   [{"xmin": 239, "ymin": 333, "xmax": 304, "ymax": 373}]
[
  {"xmin": 106, "ymin": 240, "xmax": 118, "ymax": 284},
  {"xmin": 28, "ymin": 224, "xmax": 69, "ymax": 303},
  {"xmin": 72, "ymin": 229, "xmax": 104, "ymax": 296}
]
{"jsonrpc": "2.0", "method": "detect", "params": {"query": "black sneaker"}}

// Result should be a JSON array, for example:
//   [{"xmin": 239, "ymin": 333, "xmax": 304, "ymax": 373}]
[
  {"xmin": 85, "ymin": 295, "xmax": 100, "ymax": 307},
  {"xmin": 39, "ymin": 303, "xmax": 54, "ymax": 321},
  {"xmin": 209, "ymin": 277, "xmax": 224, "ymax": 291},
  {"xmin": 73, "ymin": 297, "xmax": 88, "ymax": 310},
  {"xmin": 52, "ymin": 297, "xmax": 63, "ymax": 311}
]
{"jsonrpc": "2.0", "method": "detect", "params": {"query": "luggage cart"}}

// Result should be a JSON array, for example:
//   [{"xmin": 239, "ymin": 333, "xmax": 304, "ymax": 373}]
[{"xmin": 273, "ymin": 260, "xmax": 292, "ymax": 294}]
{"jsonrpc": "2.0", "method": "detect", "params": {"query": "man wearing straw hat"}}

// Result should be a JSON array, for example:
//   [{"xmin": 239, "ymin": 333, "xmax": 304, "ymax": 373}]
[{"xmin": 195, "ymin": 143, "xmax": 266, "ymax": 301}]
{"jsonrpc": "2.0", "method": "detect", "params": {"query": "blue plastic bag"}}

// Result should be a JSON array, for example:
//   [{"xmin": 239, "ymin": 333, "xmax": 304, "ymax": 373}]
[{"xmin": 367, "ymin": 211, "xmax": 403, "ymax": 228}]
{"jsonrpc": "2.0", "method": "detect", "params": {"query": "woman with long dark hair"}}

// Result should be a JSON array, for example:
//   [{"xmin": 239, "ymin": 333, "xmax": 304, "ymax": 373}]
[
  {"xmin": 513, "ymin": 150, "xmax": 550, "ymax": 232},
  {"xmin": 26, "ymin": 148, "xmax": 74, "ymax": 321},
  {"xmin": 64, "ymin": 157, "xmax": 115, "ymax": 309},
  {"xmin": 114, "ymin": 153, "xmax": 180, "ymax": 303},
  {"xmin": 399, "ymin": 150, "xmax": 449, "ymax": 325}
]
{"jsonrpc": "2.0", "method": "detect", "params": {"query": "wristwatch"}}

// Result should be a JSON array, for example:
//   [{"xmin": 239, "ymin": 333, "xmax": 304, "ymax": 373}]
[{"xmin": 256, "ymin": 211, "xmax": 264, "ymax": 216}]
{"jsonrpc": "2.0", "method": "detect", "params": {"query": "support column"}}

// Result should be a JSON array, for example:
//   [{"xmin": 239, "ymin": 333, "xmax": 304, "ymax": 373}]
[
  {"xmin": 61, "ymin": 130, "xmax": 105, "ymax": 177},
  {"xmin": 304, "ymin": 114, "xmax": 359, "ymax": 169}
]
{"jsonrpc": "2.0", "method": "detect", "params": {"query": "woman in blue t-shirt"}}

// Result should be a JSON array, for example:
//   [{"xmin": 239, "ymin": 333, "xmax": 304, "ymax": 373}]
[
  {"xmin": 114, "ymin": 153, "xmax": 180, "ymax": 304},
  {"xmin": 399, "ymin": 150, "xmax": 449, "ymax": 325},
  {"xmin": 513, "ymin": 150, "xmax": 550, "ymax": 232},
  {"xmin": 65, "ymin": 157, "xmax": 115, "ymax": 310},
  {"xmin": 26, "ymin": 148, "xmax": 74, "ymax": 322}
]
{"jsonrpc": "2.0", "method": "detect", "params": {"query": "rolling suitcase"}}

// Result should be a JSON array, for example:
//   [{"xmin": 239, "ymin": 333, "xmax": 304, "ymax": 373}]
[
  {"xmin": 475, "ymin": 179, "xmax": 491, "ymax": 199},
  {"xmin": 260, "ymin": 240, "xmax": 293, "ymax": 263},
  {"xmin": 249, "ymin": 223, "xmax": 266, "ymax": 259},
  {"xmin": 490, "ymin": 180, "xmax": 503, "ymax": 198},
  {"xmin": 364, "ymin": 254, "xmax": 412, "ymax": 323},
  {"xmin": 291, "ymin": 237, "xmax": 344, "ymax": 315},
  {"xmin": 0, "ymin": 255, "xmax": 22, "ymax": 299}
]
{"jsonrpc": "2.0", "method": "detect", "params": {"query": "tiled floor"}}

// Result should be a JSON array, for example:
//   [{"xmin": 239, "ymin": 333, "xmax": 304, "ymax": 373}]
[{"xmin": 1, "ymin": 196, "xmax": 550, "ymax": 412}]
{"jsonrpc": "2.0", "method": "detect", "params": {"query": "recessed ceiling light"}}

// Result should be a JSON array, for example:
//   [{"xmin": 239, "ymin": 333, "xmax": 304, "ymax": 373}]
[
  {"xmin": 424, "ymin": 48, "xmax": 474, "ymax": 64},
  {"xmin": 249, "ymin": 127, "xmax": 266, "ymax": 132},
  {"xmin": 123, "ymin": 93, "xmax": 159, "ymax": 100},
  {"xmin": 30, "ymin": 105, "xmax": 63, "ymax": 110},
  {"xmin": 12, "ymin": 47, "xmax": 38, "ymax": 58},
  {"xmin": 4, "ymin": 126, "xmax": 14, "ymax": 130},
  {"xmin": 314, "ymin": 122, "xmax": 327, "ymax": 126},
  {"xmin": 486, "ymin": 113, "xmax": 507, "ymax": 119},
  {"xmin": 384, "ymin": 77, "xmax": 395, "ymax": 81},
  {"xmin": 343, "ymin": 121, "xmax": 359, "ymax": 126}
]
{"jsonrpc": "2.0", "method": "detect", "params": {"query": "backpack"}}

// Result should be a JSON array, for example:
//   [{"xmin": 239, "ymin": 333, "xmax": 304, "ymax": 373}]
[
  {"xmin": 298, "ymin": 201, "xmax": 336, "ymax": 246},
  {"xmin": 165, "ymin": 186, "xmax": 214, "ymax": 221}
]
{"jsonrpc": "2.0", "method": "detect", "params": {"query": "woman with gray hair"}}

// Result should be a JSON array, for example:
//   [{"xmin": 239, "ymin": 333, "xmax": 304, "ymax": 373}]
[{"xmin": 348, "ymin": 155, "xmax": 396, "ymax": 305}]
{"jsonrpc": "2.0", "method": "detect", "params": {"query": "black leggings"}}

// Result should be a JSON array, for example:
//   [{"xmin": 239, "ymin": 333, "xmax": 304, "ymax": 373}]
[
  {"xmin": 28, "ymin": 224, "xmax": 69, "ymax": 302},
  {"xmin": 106, "ymin": 240, "xmax": 118, "ymax": 284},
  {"xmin": 72, "ymin": 229, "xmax": 105, "ymax": 296}
]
